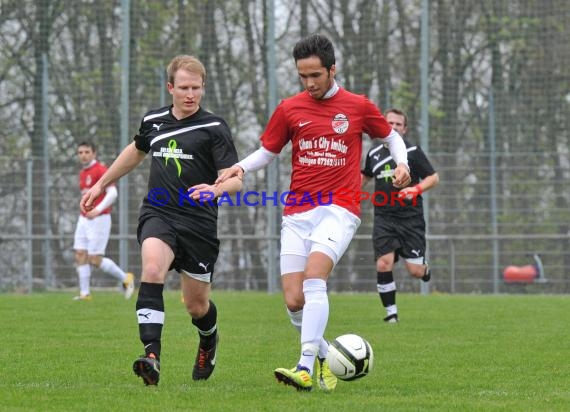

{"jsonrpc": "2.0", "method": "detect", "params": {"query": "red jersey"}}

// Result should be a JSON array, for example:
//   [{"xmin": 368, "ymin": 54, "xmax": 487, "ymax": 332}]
[
  {"xmin": 79, "ymin": 161, "xmax": 112, "ymax": 216},
  {"xmin": 261, "ymin": 87, "xmax": 393, "ymax": 217}
]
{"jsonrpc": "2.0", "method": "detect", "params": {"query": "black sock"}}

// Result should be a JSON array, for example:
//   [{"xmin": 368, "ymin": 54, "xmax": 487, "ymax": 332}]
[
  {"xmin": 377, "ymin": 271, "xmax": 396, "ymax": 308},
  {"xmin": 192, "ymin": 300, "xmax": 218, "ymax": 349},
  {"xmin": 136, "ymin": 282, "xmax": 164, "ymax": 360}
]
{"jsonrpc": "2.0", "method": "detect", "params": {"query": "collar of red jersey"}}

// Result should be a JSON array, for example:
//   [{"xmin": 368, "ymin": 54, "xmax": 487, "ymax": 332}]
[
  {"xmin": 82, "ymin": 159, "xmax": 97, "ymax": 169},
  {"xmin": 322, "ymin": 80, "xmax": 339, "ymax": 99}
]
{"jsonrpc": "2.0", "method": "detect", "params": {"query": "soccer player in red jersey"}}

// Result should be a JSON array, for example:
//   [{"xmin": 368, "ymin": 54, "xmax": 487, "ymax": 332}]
[
  {"xmin": 217, "ymin": 34, "xmax": 411, "ymax": 392},
  {"xmin": 73, "ymin": 141, "xmax": 134, "ymax": 300}
]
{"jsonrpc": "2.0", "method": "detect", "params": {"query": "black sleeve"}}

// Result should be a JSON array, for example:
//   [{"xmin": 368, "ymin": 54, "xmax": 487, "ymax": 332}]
[
  {"xmin": 362, "ymin": 149, "xmax": 374, "ymax": 177},
  {"xmin": 134, "ymin": 119, "xmax": 152, "ymax": 153},
  {"xmin": 410, "ymin": 146, "xmax": 436, "ymax": 180},
  {"xmin": 211, "ymin": 118, "xmax": 239, "ymax": 170}
]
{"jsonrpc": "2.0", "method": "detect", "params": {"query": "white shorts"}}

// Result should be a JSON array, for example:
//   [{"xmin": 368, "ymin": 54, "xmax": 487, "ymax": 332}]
[
  {"xmin": 73, "ymin": 214, "xmax": 112, "ymax": 255},
  {"xmin": 280, "ymin": 204, "xmax": 361, "ymax": 274}
]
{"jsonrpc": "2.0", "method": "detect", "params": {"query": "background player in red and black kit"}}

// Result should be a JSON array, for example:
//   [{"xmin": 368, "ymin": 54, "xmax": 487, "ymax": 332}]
[
  {"xmin": 73, "ymin": 141, "xmax": 134, "ymax": 300},
  {"xmin": 80, "ymin": 55, "xmax": 242, "ymax": 386},
  {"xmin": 217, "ymin": 34, "xmax": 411, "ymax": 392},
  {"xmin": 362, "ymin": 108, "xmax": 439, "ymax": 323}
]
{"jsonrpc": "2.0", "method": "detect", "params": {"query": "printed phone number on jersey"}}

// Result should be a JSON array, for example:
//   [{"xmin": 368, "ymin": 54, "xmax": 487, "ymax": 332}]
[{"xmin": 298, "ymin": 156, "xmax": 346, "ymax": 167}]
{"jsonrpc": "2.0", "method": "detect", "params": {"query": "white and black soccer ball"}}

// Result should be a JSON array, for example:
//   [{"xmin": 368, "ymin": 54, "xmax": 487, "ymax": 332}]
[{"xmin": 326, "ymin": 334, "xmax": 374, "ymax": 381}]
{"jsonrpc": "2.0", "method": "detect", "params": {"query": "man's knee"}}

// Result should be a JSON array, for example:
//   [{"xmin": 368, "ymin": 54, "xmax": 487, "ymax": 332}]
[
  {"xmin": 87, "ymin": 255, "xmax": 103, "ymax": 267},
  {"xmin": 376, "ymin": 255, "xmax": 394, "ymax": 272},
  {"xmin": 75, "ymin": 250, "xmax": 87, "ymax": 265}
]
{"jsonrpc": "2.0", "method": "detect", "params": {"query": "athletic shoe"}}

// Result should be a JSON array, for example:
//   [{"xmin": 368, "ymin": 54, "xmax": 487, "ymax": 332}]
[
  {"xmin": 72, "ymin": 294, "xmax": 92, "ymax": 301},
  {"xmin": 421, "ymin": 265, "xmax": 431, "ymax": 282},
  {"xmin": 274, "ymin": 365, "xmax": 313, "ymax": 391},
  {"xmin": 384, "ymin": 314, "xmax": 399, "ymax": 323},
  {"xmin": 123, "ymin": 272, "xmax": 135, "ymax": 299},
  {"xmin": 133, "ymin": 353, "xmax": 160, "ymax": 386},
  {"xmin": 315, "ymin": 357, "xmax": 337, "ymax": 392},
  {"xmin": 192, "ymin": 334, "xmax": 219, "ymax": 380}
]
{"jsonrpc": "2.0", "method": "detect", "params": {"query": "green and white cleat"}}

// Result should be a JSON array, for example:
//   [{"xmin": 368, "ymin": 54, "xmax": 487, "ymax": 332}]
[{"xmin": 315, "ymin": 357, "xmax": 337, "ymax": 392}]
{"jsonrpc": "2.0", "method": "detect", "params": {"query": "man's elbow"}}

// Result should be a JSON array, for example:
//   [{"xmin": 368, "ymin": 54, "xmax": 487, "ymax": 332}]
[{"xmin": 431, "ymin": 173, "xmax": 440, "ymax": 188}]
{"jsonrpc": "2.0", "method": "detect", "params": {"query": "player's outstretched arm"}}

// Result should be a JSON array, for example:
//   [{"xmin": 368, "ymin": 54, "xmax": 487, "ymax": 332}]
[
  {"xmin": 215, "ymin": 146, "xmax": 278, "ymax": 185},
  {"xmin": 80, "ymin": 142, "xmax": 146, "ymax": 213},
  {"xmin": 189, "ymin": 170, "xmax": 243, "ymax": 202}
]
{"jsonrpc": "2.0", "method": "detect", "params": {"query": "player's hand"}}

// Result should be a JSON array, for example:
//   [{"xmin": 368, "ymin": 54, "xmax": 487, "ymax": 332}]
[
  {"xmin": 392, "ymin": 163, "xmax": 411, "ymax": 188},
  {"xmin": 215, "ymin": 164, "xmax": 244, "ymax": 185},
  {"xmin": 80, "ymin": 184, "xmax": 104, "ymax": 214},
  {"xmin": 85, "ymin": 208, "xmax": 102, "ymax": 219},
  {"xmin": 398, "ymin": 184, "xmax": 423, "ymax": 200},
  {"xmin": 187, "ymin": 183, "xmax": 219, "ymax": 203}
]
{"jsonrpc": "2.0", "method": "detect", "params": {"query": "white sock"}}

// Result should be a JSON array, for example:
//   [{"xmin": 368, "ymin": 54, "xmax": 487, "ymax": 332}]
[
  {"xmin": 318, "ymin": 339, "xmax": 329, "ymax": 359},
  {"xmin": 99, "ymin": 257, "xmax": 127, "ymax": 282},
  {"xmin": 288, "ymin": 307, "xmax": 328, "ymax": 360},
  {"xmin": 77, "ymin": 264, "xmax": 91, "ymax": 296},
  {"xmin": 299, "ymin": 278, "xmax": 328, "ymax": 374},
  {"xmin": 386, "ymin": 304, "xmax": 398, "ymax": 317},
  {"xmin": 287, "ymin": 307, "xmax": 303, "ymax": 333}
]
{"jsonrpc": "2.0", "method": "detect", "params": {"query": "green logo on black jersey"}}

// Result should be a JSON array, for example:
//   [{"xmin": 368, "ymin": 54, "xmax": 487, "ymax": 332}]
[
  {"xmin": 384, "ymin": 164, "xmax": 392, "ymax": 182},
  {"xmin": 164, "ymin": 139, "xmax": 182, "ymax": 177}
]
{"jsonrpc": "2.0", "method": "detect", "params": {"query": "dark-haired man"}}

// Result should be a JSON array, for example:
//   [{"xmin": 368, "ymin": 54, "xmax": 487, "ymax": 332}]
[{"xmin": 217, "ymin": 34, "xmax": 410, "ymax": 392}]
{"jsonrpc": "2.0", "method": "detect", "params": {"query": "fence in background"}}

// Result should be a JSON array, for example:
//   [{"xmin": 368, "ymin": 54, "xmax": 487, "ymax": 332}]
[
  {"xmin": 2, "ymin": 232, "xmax": 568, "ymax": 294},
  {"xmin": 1, "ymin": 153, "xmax": 568, "ymax": 294},
  {"xmin": 1, "ymin": 1, "xmax": 568, "ymax": 294}
]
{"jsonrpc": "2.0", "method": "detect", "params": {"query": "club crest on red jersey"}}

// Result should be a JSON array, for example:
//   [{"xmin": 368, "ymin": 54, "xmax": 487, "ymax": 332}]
[
  {"xmin": 332, "ymin": 113, "xmax": 349, "ymax": 134},
  {"xmin": 86, "ymin": 175, "xmax": 92, "ymax": 186}
]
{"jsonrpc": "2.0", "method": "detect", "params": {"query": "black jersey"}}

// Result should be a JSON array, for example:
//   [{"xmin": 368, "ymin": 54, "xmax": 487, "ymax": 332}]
[
  {"xmin": 362, "ymin": 139, "xmax": 435, "ymax": 218},
  {"xmin": 134, "ymin": 105, "xmax": 238, "ymax": 225}
]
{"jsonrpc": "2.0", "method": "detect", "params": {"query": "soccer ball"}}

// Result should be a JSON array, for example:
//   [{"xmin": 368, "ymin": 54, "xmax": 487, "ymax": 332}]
[{"xmin": 326, "ymin": 334, "xmax": 374, "ymax": 381}]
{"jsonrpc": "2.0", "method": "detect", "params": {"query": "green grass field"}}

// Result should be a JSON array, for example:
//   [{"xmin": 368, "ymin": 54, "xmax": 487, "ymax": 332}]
[{"xmin": 2, "ymin": 291, "xmax": 569, "ymax": 411}]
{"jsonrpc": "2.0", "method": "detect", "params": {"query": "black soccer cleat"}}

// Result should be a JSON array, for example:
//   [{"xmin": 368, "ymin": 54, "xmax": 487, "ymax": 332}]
[
  {"xmin": 383, "ymin": 314, "xmax": 399, "ymax": 323},
  {"xmin": 192, "ymin": 334, "xmax": 219, "ymax": 380},
  {"xmin": 133, "ymin": 353, "xmax": 160, "ymax": 385}
]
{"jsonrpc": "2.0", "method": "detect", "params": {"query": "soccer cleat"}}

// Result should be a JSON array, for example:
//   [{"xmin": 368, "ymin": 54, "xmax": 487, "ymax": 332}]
[
  {"xmin": 72, "ymin": 294, "xmax": 92, "ymax": 301},
  {"xmin": 384, "ymin": 314, "xmax": 399, "ymax": 323},
  {"xmin": 133, "ymin": 353, "xmax": 160, "ymax": 386},
  {"xmin": 315, "ymin": 357, "xmax": 337, "ymax": 392},
  {"xmin": 274, "ymin": 365, "xmax": 313, "ymax": 391},
  {"xmin": 123, "ymin": 272, "xmax": 135, "ymax": 299},
  {"xmin": 192, "ymin": 334, "xmax": 219, "ymax": 380},
  {"xmin": 421, "ymin": 265, "xmax": 431, "ymax": 282}
]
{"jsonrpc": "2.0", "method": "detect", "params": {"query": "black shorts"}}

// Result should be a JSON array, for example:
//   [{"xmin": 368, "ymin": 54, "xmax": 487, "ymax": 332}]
[
  {"xmin": 137, "ymin": 214, "xmax": 219, "ymax": 281},
  {"xmin": 372, "ymin": 214, "xmax": 426, "ymax": 262}
]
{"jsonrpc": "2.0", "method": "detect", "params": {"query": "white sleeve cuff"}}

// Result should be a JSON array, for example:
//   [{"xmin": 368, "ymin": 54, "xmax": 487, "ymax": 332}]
[
  {"xmin": 381, "ymin": 129, "xmax": 409, "ymax": 167},
  {"xmin": 94, "ymin": 185, "xmax": 118, "ymax": 212},
  {"xmin": 237, "ymin": 146, "xmax": 278, "ymax": 173}
]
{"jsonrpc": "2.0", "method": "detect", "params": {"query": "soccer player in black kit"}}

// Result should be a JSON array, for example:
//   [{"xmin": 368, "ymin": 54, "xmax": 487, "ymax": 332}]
[
  {"xmin": 362, "ymin": 108, "xmax": 439, "ymax": 323},
  {"xmin": 81, "ymin": 55, "xmax": 242, "ymax": 385}
]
